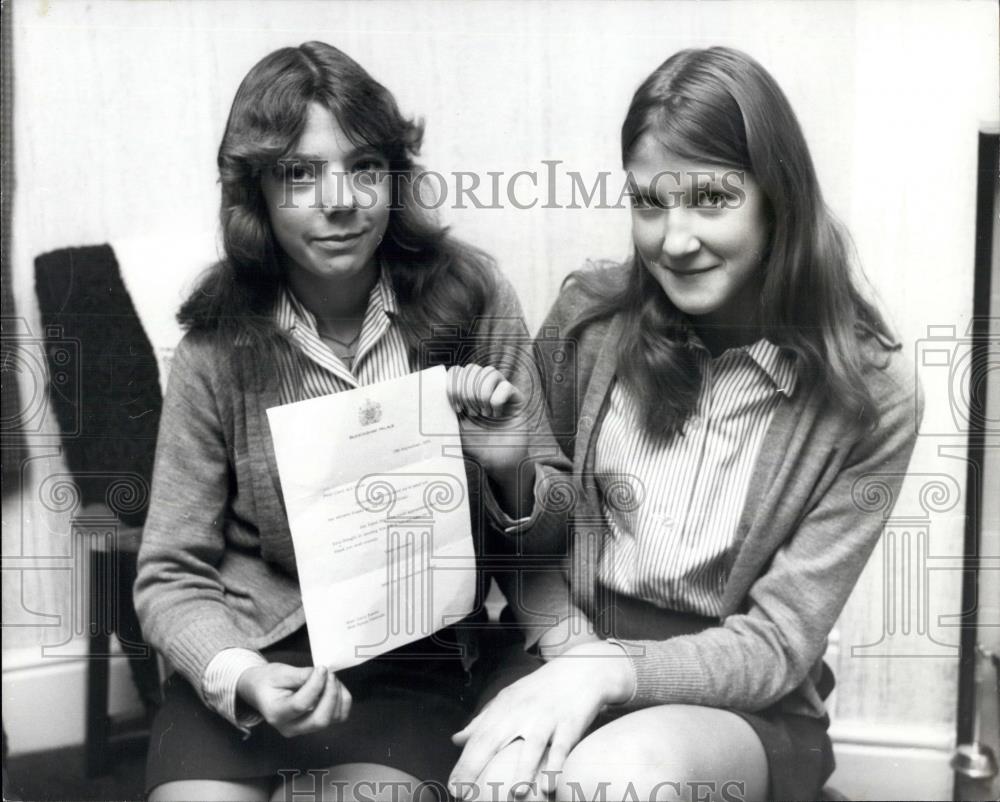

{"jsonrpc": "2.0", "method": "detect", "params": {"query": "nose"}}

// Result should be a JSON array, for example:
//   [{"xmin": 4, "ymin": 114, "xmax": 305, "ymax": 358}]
[
  {"xmin": 320, "ymin": 169, "xmax": 358, "ymax": 213},
  {"xmin": 661, "ymin": 208, "xmax": 701, "ymax": 259}
]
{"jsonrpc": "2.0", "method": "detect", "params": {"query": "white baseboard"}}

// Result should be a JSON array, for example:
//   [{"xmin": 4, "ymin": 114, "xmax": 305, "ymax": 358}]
[
  {"xmin": 828, "ymin": 743, "xmax": 954, "ymax": 801},
  {"xmin": 827, "ymin": 719, "xmax": 955, "ymax": 801},
  {"xmin": 2, "ymin": 641, "xmax": 145, "ymax": 756},
  {"xmin": 2, "ymin": 651, "xmax": 958, "ymax": 801}
]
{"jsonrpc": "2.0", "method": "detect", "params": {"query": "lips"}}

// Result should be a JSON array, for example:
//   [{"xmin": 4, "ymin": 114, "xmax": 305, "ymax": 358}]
[
  {"xmin": 314, "ymin": 230, "xmax": 365, "ymax": 243},
  {"xmin": 663, "ymin": 263, "xmax": 719, "ymax": 276},
  {"xmin": 312, "ymin": 231, "xmax": 366, "ymax": 253}
]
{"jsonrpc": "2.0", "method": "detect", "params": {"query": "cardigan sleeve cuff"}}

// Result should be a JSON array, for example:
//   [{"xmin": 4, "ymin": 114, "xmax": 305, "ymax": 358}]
[
  {"xmin": 148, "ymin": 612, "xmax": 261, "ymax": 703},
  {"xmin": 604, "ymin": 638, "xmax": 707, "ymax": 708},
  {"xmin": 482, "ymin": 462, "xmax": 568, "ymax": 539}
]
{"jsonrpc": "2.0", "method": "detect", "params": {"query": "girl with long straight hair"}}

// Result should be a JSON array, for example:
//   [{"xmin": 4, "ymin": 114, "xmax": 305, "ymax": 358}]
[
  {"xmin": 449, "ymin": 46, "xmax": 922, "ymax": 801},
  {"xmin": 136, "ymin": 41, "xmax": 531, "ymax": 802}
]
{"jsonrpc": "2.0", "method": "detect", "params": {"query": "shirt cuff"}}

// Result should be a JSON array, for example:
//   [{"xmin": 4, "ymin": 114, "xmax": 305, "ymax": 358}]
[{"xmin": 202, "ymin": 647, "xmax": 269, "ymax": 732}]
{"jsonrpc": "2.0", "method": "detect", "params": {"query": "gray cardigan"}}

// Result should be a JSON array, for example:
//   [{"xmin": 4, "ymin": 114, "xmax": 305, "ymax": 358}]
[
  {"xmin": 134, "ymin": 277, "xmax": 529, "ymax": 699},
  {"xmin": 519, "ymin": 276, "xmax": 923, "ymax": 718}
]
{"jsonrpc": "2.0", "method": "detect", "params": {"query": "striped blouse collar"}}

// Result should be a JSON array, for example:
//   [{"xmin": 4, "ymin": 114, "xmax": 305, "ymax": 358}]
[
  {"xmin": 685, "ymin": 331, "xmax": 798, "ymax": 397},
  {"xmin": 275, "ymin": 268, "xmax": 398, "ymax": 332},
  {"xmin": 744, "ymin": 340, "xmax": 798, "ymax": 397},
  {"xmin": 274, "ymin": 267, "xmax": 399, "ymax": 382}
]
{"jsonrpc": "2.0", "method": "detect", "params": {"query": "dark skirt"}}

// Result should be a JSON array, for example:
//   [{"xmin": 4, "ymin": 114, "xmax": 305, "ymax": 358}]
[
  {"xmin": 480, "ymin": 586, "xmax": 835, "ymax": 802},
  {"xmin": 145, "ymin": 625, "xmax": 474, "ymax": 795}
]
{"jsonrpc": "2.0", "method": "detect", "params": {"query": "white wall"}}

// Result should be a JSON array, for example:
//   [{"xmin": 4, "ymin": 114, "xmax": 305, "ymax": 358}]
[{"xmin": 3, "ymin": 1, "xmax": 998, "ymax": 798}]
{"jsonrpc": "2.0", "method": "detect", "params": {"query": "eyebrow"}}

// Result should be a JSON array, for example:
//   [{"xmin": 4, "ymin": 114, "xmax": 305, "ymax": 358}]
[
  {"xmin": 282, "ymin": 147, "xmax": 387, "ymax": 164},
  {"xmin": 629, "ymin": 177, "xmax": 728, "ymax": 195}
]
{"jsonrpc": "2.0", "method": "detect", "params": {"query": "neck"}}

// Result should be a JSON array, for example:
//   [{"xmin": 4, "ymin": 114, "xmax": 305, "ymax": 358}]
[
  {"xmin": 286, "ymin": 260, "xmax": 378, "ymax": 329},
  {"xmin": 690, "ymin": 274, "xmax": 765, "ymax": 356},
  {"xmin": 692, "ymin": 320, "xmax": 763, "ymax": 356}
]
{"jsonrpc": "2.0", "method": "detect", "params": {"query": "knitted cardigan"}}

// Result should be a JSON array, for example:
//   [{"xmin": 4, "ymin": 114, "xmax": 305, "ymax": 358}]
[
  {"xmin": 517, "ymin": 276, "xmax": 923, "ymax": 717},
  {"xmin": 134, "ymin": 276, "xmax": 531, "ymax": 700}
]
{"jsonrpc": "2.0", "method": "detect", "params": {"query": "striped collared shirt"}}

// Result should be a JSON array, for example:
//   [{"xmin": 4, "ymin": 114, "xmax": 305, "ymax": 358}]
[
  {"xmin": 595, "ymin": 338, "xmax": 797, "ymax": 617},
  {"xmin": 273, "ymin": 270, "xmax": 413, "ymax": 403}
]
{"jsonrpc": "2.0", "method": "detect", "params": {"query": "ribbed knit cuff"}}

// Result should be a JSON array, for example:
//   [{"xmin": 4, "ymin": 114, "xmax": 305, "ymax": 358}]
[
  {"xmin": 606, "ymin": 638, "xmax": 707, "ymax": 707},
  {"xmin": 156, "ymin": 613, "xmax": 255, "ymax": 695}
]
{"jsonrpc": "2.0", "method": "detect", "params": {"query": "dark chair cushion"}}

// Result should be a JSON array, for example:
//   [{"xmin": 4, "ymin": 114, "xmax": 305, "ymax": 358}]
[{"xmin": 35, "ymin": 244, "xmax": 162, "ymax": 525}]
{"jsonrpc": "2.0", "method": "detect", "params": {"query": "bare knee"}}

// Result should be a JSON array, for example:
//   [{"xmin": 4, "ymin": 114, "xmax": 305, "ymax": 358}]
[
  {"xmin": 557, "ymin": 739, "xmax": 671, "ymax": 802},
  {"xmin": 556, "ymin": 705, "xmax": 768, "ymax": 802},
  {"xmin": 149, "ymin": 778, "xmax": 271, "ymax": 802},
  {"xmin": 270, "ymin": 763, "xmax": 437, "ymax": 802}
]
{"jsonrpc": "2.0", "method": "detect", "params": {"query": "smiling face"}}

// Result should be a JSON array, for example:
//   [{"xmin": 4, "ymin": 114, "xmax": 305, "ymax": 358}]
[
  {"xmin": 626, "ymin": 134, "xmax": 771, "ymax": 331},
  {"xmin": 260, "ymin": 102, "xmax": 391, "ymax": 296}
]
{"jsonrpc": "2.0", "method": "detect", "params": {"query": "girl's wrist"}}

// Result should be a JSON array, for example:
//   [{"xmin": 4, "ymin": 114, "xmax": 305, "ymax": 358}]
[
  {"xmin": 564, "ymin": 640, "xmax": 637, "ymax": 705},
  {"xmin": 602, "ymin": 642, "xmax": 637, "ymax": 705},
  {"xmin": 236, "ymin": 665, "xmax": 264, "ymax": 709}
]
